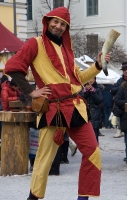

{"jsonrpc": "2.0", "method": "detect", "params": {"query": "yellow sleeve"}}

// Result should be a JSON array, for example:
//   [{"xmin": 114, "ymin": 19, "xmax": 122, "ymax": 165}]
[{"xmin": 75, "ymin": 62, "xmax": 101, "ymax": 85}]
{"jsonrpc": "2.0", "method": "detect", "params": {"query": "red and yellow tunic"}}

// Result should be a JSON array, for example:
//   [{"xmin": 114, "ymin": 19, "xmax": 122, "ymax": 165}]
[{"xmin": 5, "ymin": 35, "xmax": 101, "ymax": 127}]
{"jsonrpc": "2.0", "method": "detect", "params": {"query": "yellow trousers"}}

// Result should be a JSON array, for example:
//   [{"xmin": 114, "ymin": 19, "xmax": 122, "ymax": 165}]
[{"xmin": 30, "ymin": 126, "xmax": 66, "ymax": 198}]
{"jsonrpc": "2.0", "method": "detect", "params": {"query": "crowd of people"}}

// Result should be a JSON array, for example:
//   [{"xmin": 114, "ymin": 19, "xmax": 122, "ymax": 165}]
[{"xmin": 0, "ymin": 6, "xmax": 126, "ymax": 200}]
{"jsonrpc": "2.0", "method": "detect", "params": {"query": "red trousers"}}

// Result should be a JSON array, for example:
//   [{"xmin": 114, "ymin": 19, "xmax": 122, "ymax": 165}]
[{"xmin": 67, "ymin": 121, "xmax": 102, "ymax": 197}]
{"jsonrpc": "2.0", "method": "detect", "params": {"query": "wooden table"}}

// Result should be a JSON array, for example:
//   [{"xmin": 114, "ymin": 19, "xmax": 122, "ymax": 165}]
[{"xmin": 0, "ymin": 111, "xmax": 36, "ymax": 176}]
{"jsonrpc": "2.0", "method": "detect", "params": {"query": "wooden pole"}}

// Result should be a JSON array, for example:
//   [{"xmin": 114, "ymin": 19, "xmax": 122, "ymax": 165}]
[
  {"xmin": 0, "ymin": 111, "xmax": 36, "ymax": 176},
  {"xmin": 1, "ymin": 122, "xmax": 29, "ymax": 175}
]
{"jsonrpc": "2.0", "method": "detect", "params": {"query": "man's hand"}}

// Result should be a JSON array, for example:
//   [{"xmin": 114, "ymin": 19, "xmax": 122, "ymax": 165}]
[
  {"xmin": 29, "ymin": 86, "xmax": 52, "ymax": 98},
  {"xmin": 97, "ymin": 52, "xmax": 111, "ymax": 68}
]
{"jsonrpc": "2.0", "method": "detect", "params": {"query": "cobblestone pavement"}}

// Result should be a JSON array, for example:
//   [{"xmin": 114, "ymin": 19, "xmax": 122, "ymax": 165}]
[{"xmin": 0, "ymin": 128, "xmax": 127, "ymax": 200}]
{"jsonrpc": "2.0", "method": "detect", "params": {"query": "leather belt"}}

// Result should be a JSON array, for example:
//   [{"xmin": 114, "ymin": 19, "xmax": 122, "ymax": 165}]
[{"xmin": 49, "ymin": 93, "xmax": 78, "ymax": 103}]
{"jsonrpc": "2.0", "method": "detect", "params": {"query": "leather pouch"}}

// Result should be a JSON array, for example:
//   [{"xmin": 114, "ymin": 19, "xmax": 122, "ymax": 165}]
[{"xmin": 32, "ymin": 96, "xmax": 49, "ymax": 114}]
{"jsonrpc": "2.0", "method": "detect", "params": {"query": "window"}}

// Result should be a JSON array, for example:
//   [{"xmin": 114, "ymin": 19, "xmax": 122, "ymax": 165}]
[
  {"xmin": 87, "ymin": 0, "xmax": 98, "ymax": 16},
  {"xmin": 53, "ymin": 0, "xmax": 64, "ymax": 9},
  {"xmin": 86, "ymin": 34, "xmax": 98, "ymax": 55},
  {"xmin": 27, "ymin": 0, "xmax": 32, "ymax": 20}
]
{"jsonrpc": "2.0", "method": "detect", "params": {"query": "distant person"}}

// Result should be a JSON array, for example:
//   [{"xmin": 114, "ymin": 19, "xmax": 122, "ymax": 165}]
[
  {"xmin": 80, "ymin": 77, "xmax": 103, "ymax": 143},
  {"xmin": 49, "ymin": 146, "xmax": 62, "ymax": 176},
  {"xmin": 61, "ymin": 132, "xmax": 69, "ymax": 164},
  {"xmin": 1, "ymin": 74, "xmax": 9, "ymax": 84},
  {"xmin": 0, "ymin": 73, "xmax": 9, "ymax": 110},
  {"xmin": 69, "ymin": 137, "xmax": 77, "ymax": 156},
  {"xmin": 1, "ymin": 79, "xmax": 21, "ymax": 111},
  {"xmin": 111, "ymin": 62, "xmax": 127, "ymax": 138},
  {"xmin": 29, "ymin": 123, "xmax": 39, "ymax": 172},
  {"xmin": 0, "ymin": 73, "xmax": 9, "ymax": 139},
  {"xmin": 114, "ymin": 80, "xmax": 127, "ymax": 163},
  {"xmin": 102, "ymin": 84, "xmax": 114, "ymax": 129}
]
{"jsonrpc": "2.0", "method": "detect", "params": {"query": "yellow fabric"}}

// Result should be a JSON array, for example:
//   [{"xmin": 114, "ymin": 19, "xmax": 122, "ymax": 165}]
[
  {"xmin": 50, "ymin": 41, "xmax": 68, "ymax": 79},
  {"xmin": 30, "ymin": 126, "xmax": 66, "ymax": 198},
  {"xmin": 88, "ymin": 147, "xmax": 102, "ymax": 170},
  {"xmin": 36, "ymin": 112, "xmax": 43, "ymax": 128},
  {"xmin": 75, "ymin": 64, "xmax": 101, "ymax": 86},
  {"xmin": 73, "ymin": 98, "xmax": 88, "ymax": 122},
  {"xmin": 33, "ymin": 37, "xmax": 69, "ymax": 83}
]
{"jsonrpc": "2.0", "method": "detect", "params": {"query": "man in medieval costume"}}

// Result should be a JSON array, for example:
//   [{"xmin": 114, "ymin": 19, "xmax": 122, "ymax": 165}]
[{"xmin": 5, "ymin": 7, "xmax": 110, "ymax": 200}]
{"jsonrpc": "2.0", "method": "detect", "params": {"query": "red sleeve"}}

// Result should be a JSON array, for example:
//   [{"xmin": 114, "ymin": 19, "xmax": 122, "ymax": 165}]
[
  {"xmin": 1, "ymin": 89, "xmax": 9, "ymax": 110},
  {"xmin": 5, "ymin": 37, "xmax": 38, "ymax": 75},
  {"xmin": 16, "ymin": 90, "xmax": 21, "ymax": 97},
  {"xmin": 8, "ymin": 97, "xmax": 18, "ymax": 101}
]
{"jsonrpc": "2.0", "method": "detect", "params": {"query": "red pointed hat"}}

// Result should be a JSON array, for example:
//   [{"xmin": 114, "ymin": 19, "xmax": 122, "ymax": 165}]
[{"xmin": 42, "ymin": 7, "xmax": 74, "ymax": 77}]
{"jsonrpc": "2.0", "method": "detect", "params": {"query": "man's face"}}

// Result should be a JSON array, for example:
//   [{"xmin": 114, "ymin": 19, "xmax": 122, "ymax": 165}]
[
  {"xmin": 123, "ymin": 69, "xmax": 127, "ymax": 77},
  {"xmin": 47, "ymin": 17, "xmax": 67, "ymax": 38}
]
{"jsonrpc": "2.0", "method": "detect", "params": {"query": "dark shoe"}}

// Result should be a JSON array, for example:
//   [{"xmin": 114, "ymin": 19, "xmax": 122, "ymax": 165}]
[
  {"xmin": 77, "ymin": 196, "xmax": 88, "ymax": 200},
  {"xmin": 99, "ymin": 132, "xmax": 105, "ymax": 136},
  {"xmin": 64, "ymin": 159, "xmax": 69, "ymax": 164},
  {"xmin": 105, "ymin": 126, "xmax": 112, "ymax": 129},
  {"xmin": 30, "ymin": 166, "xmax": 33, "ymax": 172},
  {"xmin": 49, "ymin": 171, "xmax": 59, "ymax": 176},
  {"xmin": 28, "ymin": 191, "xmax": 38, "ymax": 200},
  {"xmin": 61, "ymin": 158, "xmax": 69, "ymax": 164},
  {"xmin": 123, "ymin": 158, "xmax": 127, "ymax": 161},
  {"xmin": 27, "ymin": 198, "xmax": 38, "ymax": 200}
]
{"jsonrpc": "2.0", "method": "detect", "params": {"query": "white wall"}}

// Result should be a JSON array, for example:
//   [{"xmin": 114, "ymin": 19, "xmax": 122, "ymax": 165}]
[
  {"xmin": 15, "ymin": 0, "xmax": 27, "ymax": 40},
  {"xmin": 16, "ymin": 0, "xmax": 26, "ymax": 3},
  {"xmin": 71, "ymin": 0, "xmax": 127, "ymax": 51}
]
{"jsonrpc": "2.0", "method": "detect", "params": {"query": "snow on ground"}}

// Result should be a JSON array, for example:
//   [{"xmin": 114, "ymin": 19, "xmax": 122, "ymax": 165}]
[{"xmin": 0, "ymin": 128, "xmax": 127, "ymax": 200}]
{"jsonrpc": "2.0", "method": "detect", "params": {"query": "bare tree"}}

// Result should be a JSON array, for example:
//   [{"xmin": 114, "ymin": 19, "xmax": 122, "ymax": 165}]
[
  {"xmin": 71, "ymin": 32, "xmax": 127, "ymax": 66},
  {"xmin": 110, "ymin": 43, "xmax": 127, "ymax": 64},
  {"xmin": 71, "ymin": 33, "xmax": 87, "ymax": 57},
  {"xmin": 66, "ymin": 0, "xmax": 79, "ymax": 9},
  {"xmin": 32, "ymin": 19, "xmax": 39, "ymax": 36},
  {"xmin": 39, "ymin": 0, "xmax": 52, "ymax": 11}
]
